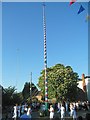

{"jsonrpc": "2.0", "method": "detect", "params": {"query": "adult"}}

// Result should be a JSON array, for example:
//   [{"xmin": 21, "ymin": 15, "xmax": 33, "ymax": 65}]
[
  {"xmin": 18, "ymin": 104, "xmax": 22, "ymax": 118},
  {"xmin": 70, "ymin": 103, "xmax": 77, "ymax": 120},
  {"xmin": 20, "ymin": 110, "xmax": 30, "ymax": 119},
  {"xmin": 57, "ymin": 102, "xmax": 61, "ymax": 113},
  {"xmin": 21, "ymin": 104, "xmax": 25, "ymax": 115},
  {"xmin": 27, "ymin": 106, "xmax": 32, "ymax": 119},
  {"xmin": 12, "ymin": 104, "xmax": 18, "ymax": 119},
  {"xmin": 24, "ymin": 103, "xmax": 28, "ymax": 112},
  {"xmin": 49, "ymin": 105, "xmax": 54, "ymax": 119},
  {"xmin": 60, "ymin": 103, "xmax": 65, "ymax": 120},
  {"xmin": 65, "ymin": 100, "xmax": 70, "ymax": 117}
]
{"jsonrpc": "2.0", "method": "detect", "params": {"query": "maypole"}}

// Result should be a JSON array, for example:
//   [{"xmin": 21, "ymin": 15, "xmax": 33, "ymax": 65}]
[
  {"xmin": 30, "ymin": 72, "xmax": 32, "ymax": 104},
  {"xmin": 16, "ymin": 48, "xmax": 19, "ymax": 91},
  {"xmin": 43, "ymin": 3, "xmax": 48, "ymax": 110}
]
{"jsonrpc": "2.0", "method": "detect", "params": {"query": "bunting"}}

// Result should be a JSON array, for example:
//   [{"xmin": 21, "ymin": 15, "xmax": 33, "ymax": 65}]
[
  {"xmin": 69, "ymin": 0, "xmax": 86, "ymax": 16},
  {"xmin": 69, "ymin": 0, "xmax": 76, "ymax": 6},
  {"xmin": 77, "ymin": 5, "xmax": 85, "ymax": 14}
]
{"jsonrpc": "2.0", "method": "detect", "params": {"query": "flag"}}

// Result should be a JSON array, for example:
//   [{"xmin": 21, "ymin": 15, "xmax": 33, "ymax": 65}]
[
  {"xmin": 78, "ymin": 5, "xmax": 85, "ymax": 14},
  {"xmin": 82, "ymin": 74, "xmax": 86, "ymax": 92},
  {"xmin": 69, "ymin": 0, "xmax": 76, "ymax": 6}
]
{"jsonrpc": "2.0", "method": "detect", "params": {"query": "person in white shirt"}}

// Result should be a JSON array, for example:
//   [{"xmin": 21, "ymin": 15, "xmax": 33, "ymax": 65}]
[
  {"xmin": 70, "ymin": 103, "xmax": 77, "ymax": 120},
  {"xmin": 49, "ymin": 105, "xmax": 54, "ymax": 119},
  {"xmin": 24, "ymin": 103, "xmax": 28, "ymax": 112},
  {"xmin": 27, "ymin": 106, "xmax": 32, "ymax": 119},
  {"xmin": 60, "ymin": 104, "xmax": 65, "ymax": 120},
  {"xmin": 12, "ymin": 104, "xmax": 18, "ymax": 119}
]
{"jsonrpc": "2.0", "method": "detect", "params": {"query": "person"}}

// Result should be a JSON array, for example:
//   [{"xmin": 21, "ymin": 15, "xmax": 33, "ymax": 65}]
[
  {"xmin": 24, "ymin": 103, "xmax": 28, "ymax": 112},
  {"xmin": 21, "ymin": 104, "xmax": 25, "ymax": 115},
  {"xmin": 65, "ymin": 101, "xmax": 69, "ymax": 117},
  {"xmin": 60, "ymin": 103, "xmax": 65, "ymax": 120},
  {"xmin": 12, "ymin": 104, "xmax": 18, "ymax": 119},
  {"xmin": 27, "ymin": 106, "xmax": 32, "ymax": 119},
  {"xmin": 57, "ymin": 102, "xmax": 61, "ymax": 113},
  {"xmin": 49, "ymin": 105, "xmax": 54, "ymax": 119},
  {"xmin": 20, "ymin": 110, "xmax": 30, "ymax": 119},
  {"xmin": 70, "ymin": 103, "xmax": 77, "ymax": 120},
  {"xmin": 18, "ymin": 104, "xmax": 22, "ymax": 118}
]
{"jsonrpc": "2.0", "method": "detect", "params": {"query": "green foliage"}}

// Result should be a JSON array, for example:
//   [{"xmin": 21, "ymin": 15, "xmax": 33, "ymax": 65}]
[
  {"xmin": 2, "ymin": 86, "xmax": 23, "ymax": 106},
  {"xmin": 13, "ymin": 92, "xmax": 23, "ymax": 104},
  {"xmin": 2, "ymin": 86, "xmax": 16, "ymax": 106},
  {"xmin": 37, "ymin": 64, "xmax": 79, "ymax": 102}
]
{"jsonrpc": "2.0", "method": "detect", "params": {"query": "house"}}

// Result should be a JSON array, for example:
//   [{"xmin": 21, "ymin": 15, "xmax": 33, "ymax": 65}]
[
  {"xmin": 35, "ymin": 91, "xmax": 43, "ymax": 102},
  {"xmin": 77, "ymin": 74, "xmax": 90, "ymax": 101}
]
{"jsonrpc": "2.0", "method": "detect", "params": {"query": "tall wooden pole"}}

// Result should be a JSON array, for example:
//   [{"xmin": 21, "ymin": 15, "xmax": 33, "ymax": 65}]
[
  {"xmin": 30, "ymin": 72, "xmax": 32, "ymax": 103},
  {"xmin": 43, "ymin": 3, "xmax": 48, "ymax": 110},
  {"xmin": 16, "ymin": 48, "xmax": 19, "ymax": 90}
]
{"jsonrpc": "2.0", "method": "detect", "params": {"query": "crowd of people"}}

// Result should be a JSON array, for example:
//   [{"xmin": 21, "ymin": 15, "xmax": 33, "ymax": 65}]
[
  {"xmin": 12, "ymin": 103, "xmax": 32, "ymax": 119},
  {"xmin": 49, "ymin": 100, "xmax": 90, "ymax": 120},
  {"xmin": 55, "ymin": 101, "xmax": 78, "ymax": 120},
  {"xmin": 11, "ymin": 100, "xmax": 90, "ymax": 120}
]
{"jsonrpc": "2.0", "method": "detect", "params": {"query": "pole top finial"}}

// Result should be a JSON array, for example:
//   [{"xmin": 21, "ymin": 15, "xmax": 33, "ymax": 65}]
[{"xmin": 42, "ymin": 2, "xmax": 46, "ymax": 6}]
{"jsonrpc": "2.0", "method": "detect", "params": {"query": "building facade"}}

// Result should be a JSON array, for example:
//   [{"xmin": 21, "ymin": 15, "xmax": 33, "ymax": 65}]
[{"xmin": 77, "ymin": 75, "xmax": 90, "ymax": 101}]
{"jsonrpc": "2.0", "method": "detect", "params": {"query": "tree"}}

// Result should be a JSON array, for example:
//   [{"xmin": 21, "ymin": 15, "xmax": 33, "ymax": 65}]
[
  {"xmin": 2, "ymin": 86, "xmax": 23, "ymax": 106},
  {"xmin": 13, "ymin": 92, "xmax": 23, "ymax": 105},
  {"xmin": 2, "ymin": 86, "xmax": 16, "ymax": 106},
  {"xmin": 37, "ymin": 64, "xmax": 79, "ymax": 102}
]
